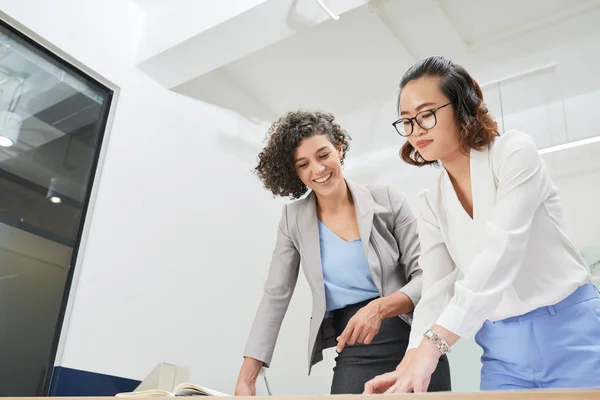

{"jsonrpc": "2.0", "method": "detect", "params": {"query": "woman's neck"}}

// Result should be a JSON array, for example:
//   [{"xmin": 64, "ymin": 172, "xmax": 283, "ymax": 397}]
[
  {"xmin": 441, "ymin": 149, "xmax": 471, "ymax": 182},
  {"xmin": 316, "ymin": 179, "xmax": 353, "ymax": 215}
]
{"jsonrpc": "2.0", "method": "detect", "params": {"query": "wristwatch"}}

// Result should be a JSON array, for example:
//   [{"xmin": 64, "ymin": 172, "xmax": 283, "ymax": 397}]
[{"xmin": 423, "ymin": 328, "xmax": 451, "ymax": 355}]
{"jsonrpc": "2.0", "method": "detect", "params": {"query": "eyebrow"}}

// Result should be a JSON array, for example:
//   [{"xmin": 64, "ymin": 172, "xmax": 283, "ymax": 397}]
[
  {"xmin": 400, "ymin": 102, "xmax": 438, "ymax": 116},
  {"xmin": 295, "ymin": 146, "xmax": 330, "ymax": 163}
]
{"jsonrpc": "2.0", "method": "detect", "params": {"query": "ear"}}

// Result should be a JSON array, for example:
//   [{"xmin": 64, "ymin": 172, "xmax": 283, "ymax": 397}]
[{"xmin": 337, "ymin": 142, "xmax": 344, "ymax": 158}]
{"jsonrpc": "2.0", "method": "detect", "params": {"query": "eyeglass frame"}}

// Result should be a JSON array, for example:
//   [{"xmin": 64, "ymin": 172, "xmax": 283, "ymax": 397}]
[{"xmin": 392, "ymin": 101, "xmax": 453, "ymax": 137}]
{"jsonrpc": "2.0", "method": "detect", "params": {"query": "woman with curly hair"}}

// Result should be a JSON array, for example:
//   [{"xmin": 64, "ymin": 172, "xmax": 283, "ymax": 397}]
[
  {"xmin": 364, "ymin": 56, "xmax": 600, "ymax": 394},
  {"xmin": 234, "ymin": 110, "xmax": 451, "ymax": 395}
]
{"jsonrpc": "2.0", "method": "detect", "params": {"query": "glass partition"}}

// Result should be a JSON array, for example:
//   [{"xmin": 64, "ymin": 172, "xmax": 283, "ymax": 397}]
[{"xmin": 0, "ymin": 18, "xmax": 113, "ymax": 395}]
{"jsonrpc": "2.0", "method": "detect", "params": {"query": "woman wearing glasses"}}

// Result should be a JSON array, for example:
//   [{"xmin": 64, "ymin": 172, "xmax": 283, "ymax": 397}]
[
  {"xmin": 364, "ymin": 56, "xmax": 600, "ymax": 393},
  {"xmin": 235, "ymin": 110, "xmax": 451, "ymax": 395}
]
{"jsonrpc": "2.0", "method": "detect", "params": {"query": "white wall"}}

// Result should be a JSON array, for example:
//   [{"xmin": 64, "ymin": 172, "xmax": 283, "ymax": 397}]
[
  {"xmin": 552, "ymin": 169, "xmax": 600, "ymax": 249},
  {"xmin": 0, "ymin": 0, "xmax": 338, "ymax": 395}
]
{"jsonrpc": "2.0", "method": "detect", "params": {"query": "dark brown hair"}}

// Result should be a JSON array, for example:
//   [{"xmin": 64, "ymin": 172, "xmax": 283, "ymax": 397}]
[
  {"xmin": 254, "ymin": 110, "xmax": 351, "ymax": 199},
  {"xmin": 398, "ymin": 56, "xmax": 498, "ymax": 166}
]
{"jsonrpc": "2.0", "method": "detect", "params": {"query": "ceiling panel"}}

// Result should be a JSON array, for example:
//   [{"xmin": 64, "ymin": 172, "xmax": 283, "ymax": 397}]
[
  {"xmin": 435, "ymin": 0, "xmax": 590, "ymax": 45},
  {"xmin": 221, "ymin": 5, "xmax": 415, "ymax": 117}
]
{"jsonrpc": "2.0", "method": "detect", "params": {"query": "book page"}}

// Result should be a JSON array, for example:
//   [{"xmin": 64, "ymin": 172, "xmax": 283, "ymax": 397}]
[
  {"xmin": 116, "ymin": 389, "xmax": 173, "ymax": 397},
  {"xmin": 173, "ymin": 383, "xmax": 231, "ymax": 397}
]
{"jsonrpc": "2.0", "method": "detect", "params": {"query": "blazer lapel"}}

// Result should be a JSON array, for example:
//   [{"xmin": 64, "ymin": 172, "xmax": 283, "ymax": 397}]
[
  {"xmin": 296, "ymin": 191, "xmax": 326, "ymax": 305},
  {"xmin": 346, "ymin": 180, "xmax": 382, "ymax": 293}
]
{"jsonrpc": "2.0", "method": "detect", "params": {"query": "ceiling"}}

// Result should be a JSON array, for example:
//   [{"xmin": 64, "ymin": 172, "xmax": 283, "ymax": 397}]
[{"xmin": 167, "ymin": 0, "xmax": 600, "ymax": 181}]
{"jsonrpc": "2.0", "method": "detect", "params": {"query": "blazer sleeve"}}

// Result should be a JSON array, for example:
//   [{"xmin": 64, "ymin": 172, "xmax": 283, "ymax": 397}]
[
  {"xmin": 407, "ymin": 190, "xmax": 458, "ymax": 351},
  {"xmin": 387, "ymin": 186, "xmax": 423, "ymax": 307},
  {"xmin": 243, "ymin": 204, "xmax": 301, "ymax": 367}
]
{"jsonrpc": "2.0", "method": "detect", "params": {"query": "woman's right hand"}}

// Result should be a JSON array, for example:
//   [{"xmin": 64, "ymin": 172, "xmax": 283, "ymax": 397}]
[
  {"xmin": 363, "ymin": 348, "xmax": 416, "ymax": 394},
  {"xmin": 235, "ymin": 357, "xmax": 263, "ymax": 396},
  {"xmin": 396, "ymin": 347, "xmax": 416, "ymax": 373}
]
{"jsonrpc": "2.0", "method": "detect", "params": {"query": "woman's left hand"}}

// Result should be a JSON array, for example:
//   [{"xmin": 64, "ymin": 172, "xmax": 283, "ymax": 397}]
[{"xmin": 336, "ymin": 299, "xmax": 382, "ymax": 352}]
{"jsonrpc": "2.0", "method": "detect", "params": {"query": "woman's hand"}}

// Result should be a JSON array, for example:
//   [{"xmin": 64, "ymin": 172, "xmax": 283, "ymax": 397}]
[
  {"xmin": 234, "ymin": 357, "xmax": 262, "ymax": 396},
  {"xmin": 234, "ymin": 381, "xmax": 256, "ymax": 396},
  {"xmin": 336, "ymin": 292, "xmax": 415, "ymax": 352},
  {"xmin": 363, "ymin": 337, "xmax": 445, "ymax": 393},
  {"xmin": 336, "ymin": 299, "xmax": 383, "ymax": 352},
  {"xmin": 363, "ymin": 348, "xmax": 415, "ymax": 394},
  {"xmin": 388, "ymin": 339, "xmax": 441, "ymax": 393}
]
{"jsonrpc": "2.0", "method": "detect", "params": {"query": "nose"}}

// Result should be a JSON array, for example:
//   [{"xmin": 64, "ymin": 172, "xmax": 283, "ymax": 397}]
[
  {"xmin": 412, "ymin": 121, "xmax": 427, "ymax": 137},
  {"xmin": 312, "ymin": 162, "xmax": 325, "ymax": 176}
]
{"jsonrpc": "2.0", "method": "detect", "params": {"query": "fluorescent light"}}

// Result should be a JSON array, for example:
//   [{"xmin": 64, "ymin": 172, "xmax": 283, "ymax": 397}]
[{"xmin": 538, "ymin": 135, "xmax": 600, "ymax": 155}]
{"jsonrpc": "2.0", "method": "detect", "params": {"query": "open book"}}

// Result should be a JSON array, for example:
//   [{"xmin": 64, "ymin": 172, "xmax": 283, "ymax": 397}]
[{"xmin": 116, "ymin": 383, "xmax": 230, "ymax": 397}]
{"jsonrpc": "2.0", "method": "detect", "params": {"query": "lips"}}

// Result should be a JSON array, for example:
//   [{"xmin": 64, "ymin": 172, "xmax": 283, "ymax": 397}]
[{"xmin": 416, "ymin": 140, "xmax": 433, "ymax": 149}]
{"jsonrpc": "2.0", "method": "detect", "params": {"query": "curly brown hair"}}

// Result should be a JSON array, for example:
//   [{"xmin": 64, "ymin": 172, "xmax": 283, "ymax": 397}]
[
  {"xmin": 254, "ymin": 110, "xmax": 351, "ymax": 199},
  {"xmin": 398, "ymin": 56, "xmax": 499, "ymax": 166}
]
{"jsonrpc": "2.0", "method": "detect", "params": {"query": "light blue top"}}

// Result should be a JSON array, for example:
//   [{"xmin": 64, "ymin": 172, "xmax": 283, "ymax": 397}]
[{"xmin": 318, "ymin": 220, "xmax": 379, "ymax": 311}]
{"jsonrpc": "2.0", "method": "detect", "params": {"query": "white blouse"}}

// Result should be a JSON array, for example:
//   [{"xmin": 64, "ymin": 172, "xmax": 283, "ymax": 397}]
[{"xmin": 407, "ymin": 130, "xmax": 591, "ymax": 350}]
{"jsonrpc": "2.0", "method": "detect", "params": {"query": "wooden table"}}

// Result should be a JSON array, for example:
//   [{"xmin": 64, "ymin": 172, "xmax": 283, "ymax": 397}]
[{"xmin": 19, "ymin": 389, "xmax": 600, "ymax": 399}]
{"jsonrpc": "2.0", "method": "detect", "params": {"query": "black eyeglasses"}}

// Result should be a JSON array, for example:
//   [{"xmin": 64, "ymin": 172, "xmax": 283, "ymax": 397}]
[{"xmin": 392, "ymin": 102, "xmax": 452, "ymax": 137}]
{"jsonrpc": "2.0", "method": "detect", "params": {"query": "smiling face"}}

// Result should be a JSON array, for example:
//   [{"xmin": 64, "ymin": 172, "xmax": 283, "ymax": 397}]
[
  {"xmin": 399, "ymin": 76, "xmax": 463, "ymax": 163},
  {"xmin": 294, "ymin": 134, "xmax": 344, "ymax": 198}
]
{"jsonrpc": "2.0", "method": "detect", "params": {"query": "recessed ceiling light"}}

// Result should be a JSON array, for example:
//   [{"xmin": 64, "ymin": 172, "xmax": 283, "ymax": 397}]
[
  {"xmin": 0, "ymin": 111, "xmax": 22, "ymax": 147},
  {"xmin": 0, "ymin": 136, "xmax": 14, "ymax": 147}
]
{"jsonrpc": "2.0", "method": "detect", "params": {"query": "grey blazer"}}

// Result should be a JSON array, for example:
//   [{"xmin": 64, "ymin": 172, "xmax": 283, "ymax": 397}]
[{"xmin": 243, "ymin": 180, "xmax": 423, "ymax": 374}]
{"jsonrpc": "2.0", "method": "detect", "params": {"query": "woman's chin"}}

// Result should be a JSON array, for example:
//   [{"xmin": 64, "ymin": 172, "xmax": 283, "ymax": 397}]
[{"xmin": 418, "ymin": 149, "xmax": 437, "ymax": 162}]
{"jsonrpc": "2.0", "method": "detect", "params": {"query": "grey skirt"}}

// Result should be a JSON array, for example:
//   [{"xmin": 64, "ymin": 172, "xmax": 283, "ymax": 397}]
[{"xmin": 330, "ymin": 298, "xmax": 452, "ymax": 394}]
